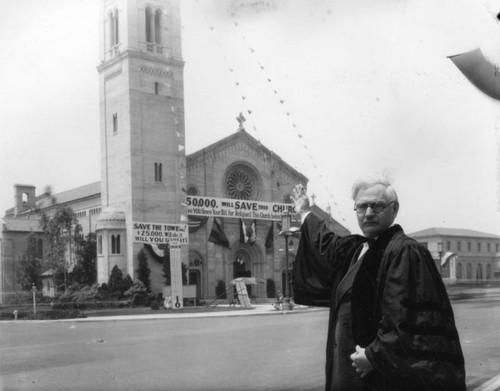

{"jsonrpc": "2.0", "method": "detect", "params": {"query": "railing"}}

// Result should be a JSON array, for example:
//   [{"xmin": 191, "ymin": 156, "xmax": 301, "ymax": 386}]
[{"xmin": 140, "ymin": 41, "xmax": 169, "ymax": 57}]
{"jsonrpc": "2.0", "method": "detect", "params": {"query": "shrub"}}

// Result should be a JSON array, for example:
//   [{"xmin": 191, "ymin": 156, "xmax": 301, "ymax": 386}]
[
  {"xmin": 108, "ymin": 265, "xmax": 124, "ymax": 293},
  {"xmin": 121, "ymin": 274, "xmax": 133, "ymax": 294},
  {"xmin": 124, "ymin": 280, "xmax": 149, "ymax": 305}
]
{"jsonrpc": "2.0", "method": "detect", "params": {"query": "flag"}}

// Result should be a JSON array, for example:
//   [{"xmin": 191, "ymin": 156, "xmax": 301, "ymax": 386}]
[
  {"xmin": 265, "ymin": 222, "xmax": 274, "ymax": 252},
  {"xmin": 248, "ymin": 220, "xmax": 257, "ymax": 244},
  {"xmin": 449, "ymin": 48, "xmax": 500, "ymax": 101},
  {"xmin": 208, "ymin": 217, "xmax": 229, "ymax": 248},
  {"xmin": 240, "ymin": 219, "xmax": 248, "ymax": 243}
]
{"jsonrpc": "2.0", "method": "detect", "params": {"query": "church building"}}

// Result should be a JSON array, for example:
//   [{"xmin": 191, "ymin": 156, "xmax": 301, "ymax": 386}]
[{"xmin": 0, "ymin": 0, "xmax": 349, "ymax": 304}]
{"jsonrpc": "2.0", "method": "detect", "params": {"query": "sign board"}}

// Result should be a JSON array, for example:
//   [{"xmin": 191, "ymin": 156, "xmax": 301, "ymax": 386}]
[
  {"xmin": 132, "ymin": 221, "xmax": 187, "ymax": 310},
  {"xmin": 185, "ymin": 195, "xmax": 297, "ymax": 221},
  {"xmin": 169, "ymin": 247, "xmax": 183, "ymax": 309},
  {"xmin": 132, "ymin": 222, "xmax": 189, "ymax": 246}
]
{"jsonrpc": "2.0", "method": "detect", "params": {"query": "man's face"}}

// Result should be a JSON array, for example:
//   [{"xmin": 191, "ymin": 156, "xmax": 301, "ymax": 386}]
[{"xmin": 354, "ymin": 184, "xmax": 399, "ymax": 238}]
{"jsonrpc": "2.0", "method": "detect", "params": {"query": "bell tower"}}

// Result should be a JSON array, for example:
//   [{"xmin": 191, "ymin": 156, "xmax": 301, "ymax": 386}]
[{"xmin": 97, "ymin": 0, "xmax": 187, "ymax": 281}]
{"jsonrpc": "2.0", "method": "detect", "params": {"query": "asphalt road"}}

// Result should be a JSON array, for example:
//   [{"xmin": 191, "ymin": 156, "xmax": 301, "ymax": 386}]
[{"xmin": 1, "ymin": 296, "xmax": 499, "ymax": 391}]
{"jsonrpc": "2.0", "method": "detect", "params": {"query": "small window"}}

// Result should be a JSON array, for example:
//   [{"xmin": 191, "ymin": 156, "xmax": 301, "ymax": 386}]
[
  {"xmin": 467, "ymin": 242, "xmax": 471, "ymax": 252},
  {"xmin": 98, "ymin": 235, "xmax": 103, "ymax": 255},
  {"xmin": 155, "ymin": 163, "xmax": 163, "ymax": 182},
  {"xmin": 111, "ymin": 234, "xmax": 121, "ymax": 254},
  {"xmin": 496, "ymin": 243, "xmax": 499, "ymax": 253},
  {"xmin": 477, "ymin": 242, "xmax": 481, "ymax": 252},
  {"xmin": 457, "ymin": 241, "xmax": 461, "ymax": 251},
  {"xmin": 446, "ymin": 241, "xmax": 450, "ymax": 251},
  {"xmin": 112, "ymin": 113, "xmax": 118, "ymax": 133},
  {"xmin": 487, "ymin": 243, "xmax": 491, "ymax": 253}
]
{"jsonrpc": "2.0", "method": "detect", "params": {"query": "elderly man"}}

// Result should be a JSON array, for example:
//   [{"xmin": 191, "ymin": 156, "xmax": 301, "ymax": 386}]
[{"xmin": 291, "ymin": 179, "xmax": 465, "ymax": 391}]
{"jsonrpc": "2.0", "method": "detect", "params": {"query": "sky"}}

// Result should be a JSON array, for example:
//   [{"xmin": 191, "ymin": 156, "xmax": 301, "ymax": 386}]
[{"xmin": 0, "ymin": 0, "xmax": 499, "ymax": 236}]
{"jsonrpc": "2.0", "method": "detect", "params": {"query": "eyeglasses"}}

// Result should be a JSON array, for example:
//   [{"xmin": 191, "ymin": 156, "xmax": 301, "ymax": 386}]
[{"xmin": 354, "ymin": 201, "xmax": 395, "ymax": 214}]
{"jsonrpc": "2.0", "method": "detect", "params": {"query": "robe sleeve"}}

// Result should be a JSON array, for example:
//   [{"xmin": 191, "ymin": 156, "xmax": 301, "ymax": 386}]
[
  {"xmin": 364, "ymin": 241, "xmax": 466, "ymax": 391},
  {"xmin": 292, "ymin": 212, "xmax": 351, "ymax": 307}
]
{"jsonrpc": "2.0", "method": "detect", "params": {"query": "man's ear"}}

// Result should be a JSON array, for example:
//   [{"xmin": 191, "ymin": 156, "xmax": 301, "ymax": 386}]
[{"xmin": 392, "ymin": 201, "xmax": 400, "ymax": 218}]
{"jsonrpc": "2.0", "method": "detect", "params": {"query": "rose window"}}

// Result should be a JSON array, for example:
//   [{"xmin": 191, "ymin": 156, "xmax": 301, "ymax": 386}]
[{"xmin": 225, "ymin": 164, "xmax": 259, "ymax": 200}]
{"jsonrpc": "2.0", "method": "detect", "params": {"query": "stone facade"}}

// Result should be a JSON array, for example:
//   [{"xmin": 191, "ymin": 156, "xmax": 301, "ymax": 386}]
[
  {"xmin": 1, "ymin": 129, "xmax": 349, "ymax": 302},
  {"xmin": 0, "ymin": 0, "xmax": 351, "ymax": 303}
]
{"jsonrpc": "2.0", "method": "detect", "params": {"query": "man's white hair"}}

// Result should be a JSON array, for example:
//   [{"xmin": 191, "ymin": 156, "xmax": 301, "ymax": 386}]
[{"xmin": 351, "ymin": 175, "xmax": 399, "ymax": 202}]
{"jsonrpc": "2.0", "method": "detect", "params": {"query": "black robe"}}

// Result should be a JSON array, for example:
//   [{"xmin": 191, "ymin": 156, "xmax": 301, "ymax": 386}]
[{"xmin": 292, "ymin": 212, "xmax": 466, "ymax": 391}]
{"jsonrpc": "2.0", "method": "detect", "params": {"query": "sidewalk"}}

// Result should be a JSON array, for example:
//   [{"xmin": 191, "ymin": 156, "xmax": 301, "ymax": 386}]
[{"xmin": 64, "ymin": 303, "xmax": 322, "ymax": 323}]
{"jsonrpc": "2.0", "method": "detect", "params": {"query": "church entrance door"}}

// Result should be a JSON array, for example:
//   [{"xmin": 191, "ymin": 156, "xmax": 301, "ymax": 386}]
[{"xmin": 233, "ymin": 253, "xmax": 252, "ymax": 297}]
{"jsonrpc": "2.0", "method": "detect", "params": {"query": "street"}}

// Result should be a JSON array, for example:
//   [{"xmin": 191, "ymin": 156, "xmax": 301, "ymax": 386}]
[{"xmin": 1, "ymin": 296, "xmax": 499, "ymax": 391}]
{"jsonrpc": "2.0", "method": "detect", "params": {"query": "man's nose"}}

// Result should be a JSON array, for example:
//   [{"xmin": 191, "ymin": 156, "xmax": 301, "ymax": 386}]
[{"xmin": 365, "ymin": 206, "xmax": 375, "ymax": 216}]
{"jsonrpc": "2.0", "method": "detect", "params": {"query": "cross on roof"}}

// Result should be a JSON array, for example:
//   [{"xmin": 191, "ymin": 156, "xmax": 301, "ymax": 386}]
[
  {"xmin": 236, "ymin": 112, "xmax": 246, "ymax": 131},
  {"xmin": 310, "ymin": 193, "xmax": 316, "ymax": 205}
]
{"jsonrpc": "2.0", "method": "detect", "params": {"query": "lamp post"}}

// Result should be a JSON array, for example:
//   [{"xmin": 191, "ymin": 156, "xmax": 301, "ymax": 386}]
[
  {"xmin": 437, "ymin": 240, "xmax": 443, "ymax": 276},
  {"xmin": 31, "ymin": 283, "xmax": 37, "ymax": 318},
  {"xmin": 280, "ymin": 213, "xmax": 291, "ymax": 297},
  {"xmin": 279, "ymin": 212, "xmax": 300, "ymax": 298}
]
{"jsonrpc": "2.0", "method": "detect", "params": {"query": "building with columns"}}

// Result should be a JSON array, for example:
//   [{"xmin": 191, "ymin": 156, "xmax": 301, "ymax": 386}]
[{"xmin": 409, "ymin": 227, "xmax": 500, "ymax": 284}]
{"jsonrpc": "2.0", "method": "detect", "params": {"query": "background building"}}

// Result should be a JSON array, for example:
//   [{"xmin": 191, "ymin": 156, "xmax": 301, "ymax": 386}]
[{"xmin": 409, "ymin": 227, "xmax": 500, "ymax": 284}]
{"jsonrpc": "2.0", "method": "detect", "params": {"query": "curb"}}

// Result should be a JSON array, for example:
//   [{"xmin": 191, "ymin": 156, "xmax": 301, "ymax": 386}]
[
  {"xmin": 1, "ymin": 306, "xmax": 327, "ymax": 323},
  {"xmin": 473, "ymin": 374, "xmax": 500, "ymax": 391}
]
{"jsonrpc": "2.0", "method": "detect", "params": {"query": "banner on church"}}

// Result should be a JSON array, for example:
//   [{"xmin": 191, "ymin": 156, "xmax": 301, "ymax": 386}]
[
  {"xmin": 185, "ymin": 195, "xmax": 297, "ymax": 221},
  {"xmin": 132, "ymin": 222, "xmax": 189, "ymax": 246}
]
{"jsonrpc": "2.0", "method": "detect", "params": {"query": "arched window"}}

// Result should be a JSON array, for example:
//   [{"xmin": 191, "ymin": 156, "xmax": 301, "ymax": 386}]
[
  {"xmin": 476, "ymin": 264, "xmax": 483, "ymax": 280},
  {"xmin": 108, "ymin": 8, "xmax": 119, "ymax": 55},
  {"xmin": 111, "ymin": 234, "xmax": 121, "ymax": 254},
  {"xmin": 155, "ymin": 10, "xmax": 162, "ymax": 44},
  {"xmin": 145, "ymin": 7, "xmax": 153, "ymax": 43},
  {"xmin": 486, "ymin": 264, "xmax": 492, "ymax": 280},
  {"xmin": 114, "ymin": 9, "xmax": 119, "ymax": 44},
  {"xmin": 456, "ymin": 263, "xmax": 462, "ymax": 279},
  {"xmin": 109, "ymin": 11, "xmax": 115, "ymax": 47},
  {"xmin": 98, "ymin": 235, "xmax": 103, "ymax": 255},
  {"xmin": 145, "ymin": 7, "xmax": 162, "ymax": 50},
  {"xmin": 466, "ymin": 263, "xmax": 472, "ymax": 280}
]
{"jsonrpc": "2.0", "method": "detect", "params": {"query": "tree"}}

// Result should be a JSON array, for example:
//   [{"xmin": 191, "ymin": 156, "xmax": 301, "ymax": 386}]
[
  {"xmin": 108, "ymin": 265, "xmax": 124, "ymax": 293},
  {"xmin": 136, "ymin": 249, "xmax": 151, "ymax": 292},
  {"xmin": 72, "ymin": 232, "xmax": 97, "ymax": 285},
  {"xmin": 16, "ymin": 233, "xmax": 43, "ymax": 290},
  {"xmin": 40, "ymin": 206, "xmax": 81, "ymax": 291}
]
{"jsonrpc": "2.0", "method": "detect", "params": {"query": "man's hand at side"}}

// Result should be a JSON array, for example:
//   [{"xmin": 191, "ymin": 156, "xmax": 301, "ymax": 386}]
[{"xmin": 350, "ymin": 345, "xmax": 374, "ymax": 378}]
